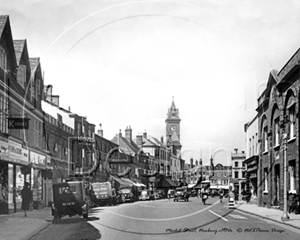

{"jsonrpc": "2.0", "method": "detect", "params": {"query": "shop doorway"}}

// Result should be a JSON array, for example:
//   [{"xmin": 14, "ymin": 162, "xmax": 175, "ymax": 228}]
[{"xmin": 274, "ymin": 164, "xmax": 280, "ymax": 206}]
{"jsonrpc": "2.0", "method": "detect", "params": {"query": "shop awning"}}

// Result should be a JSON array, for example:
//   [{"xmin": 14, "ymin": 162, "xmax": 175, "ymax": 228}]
[
  {"xmin": 209, "ymin": 185, "xmax": 229, "ymax": 190},
  {"xmin": 194, "ymin": 184, "xmax": 202, "ymax": 189},
  {"xmin": 121, "ymin": 177, "xmax": 139, "ymax": 187},
  {"xmin": 110, "ymin": 175, "xmax": 132, "ymax": 188},
  {"xmin": 136, "ymin": 182, "xmax": 147, "ymax": 188},
  {"xmin": 219, "ymin": 186, "xmax": 229, "ymax": 189},
  {"xmin": 158, "ymin": 177, "xmax": 177, "ymax": 188}
]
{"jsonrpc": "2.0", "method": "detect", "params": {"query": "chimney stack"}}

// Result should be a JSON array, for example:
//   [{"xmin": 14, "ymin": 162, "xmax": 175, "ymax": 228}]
[
  {"xmin": 125, "ymin": 126, "xmax": 132, "ymax": 140},
  {"xmin": 234, "ymin": 148, "xmax": 238, "ymax": 154},
  {"xmin": 97, "ymin": 124, "xmax": 103, "ymax": 137},
  {"xmin": 161, "ymin": 136, "xmax": 164, "ymax": 144},
  {"xmin": 190, "ymin": 158, "xmax": 194, "ymax": 168},
  {"xmin": 119, "ymin": 129, "xmax": 122, "ymax": 137},
  {"xmin": 136, "ymin": 134, "xmax": 143, "ymax": 146},
  {"xmin": 143, "ymin": 130, "xmax": 147, "ymax": 139}
]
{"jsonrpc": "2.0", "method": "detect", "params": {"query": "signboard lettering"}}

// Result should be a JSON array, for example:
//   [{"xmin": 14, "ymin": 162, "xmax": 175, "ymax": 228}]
[{"xmin": 8, "ymin": 118, "xmax": 30, "ymax": 129}]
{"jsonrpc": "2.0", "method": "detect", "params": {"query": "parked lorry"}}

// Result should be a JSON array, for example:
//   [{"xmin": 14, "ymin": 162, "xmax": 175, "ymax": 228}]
[{"xmin": 90, "ymin": 182, "xmax": 117, "ymax": 206}]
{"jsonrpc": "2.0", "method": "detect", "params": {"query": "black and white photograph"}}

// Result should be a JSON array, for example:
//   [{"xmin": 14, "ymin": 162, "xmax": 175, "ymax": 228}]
[{"xmin": 0, "ymin": 0, "xmax": 300, "ymax": 239}]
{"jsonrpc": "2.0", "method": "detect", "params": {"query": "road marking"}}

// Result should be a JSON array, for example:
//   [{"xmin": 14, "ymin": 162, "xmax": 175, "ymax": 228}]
[
  {"xmin": 229, "ymin": 214, "xmax": 247, "ymax": 219},
  {"xmin": 209, "ymin": 210, "xmax": 228, "ymax": 222},
  {"xmin": 105, "ymin": 200, "xmax": 219, "ymax": 221}
]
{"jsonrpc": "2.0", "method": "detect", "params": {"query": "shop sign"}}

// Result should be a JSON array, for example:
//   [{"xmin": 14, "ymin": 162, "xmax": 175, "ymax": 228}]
[
  {"xmin": 0, "ymin": 140, "xmax": 9, "ymax": 160},
  {"xmin": 8, "ymin": 140, "xmax": 29, "ymax": 163},
  {"xmin": 8, "ymin": 118, "xmax": 30, "ymax": 129},
  {"xmin": 30, "ymin": 151, "xmax": 46, "ymax": 166}
]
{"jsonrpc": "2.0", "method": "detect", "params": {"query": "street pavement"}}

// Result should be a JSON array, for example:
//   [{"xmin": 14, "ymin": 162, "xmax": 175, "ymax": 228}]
[
  {"xmin": 0, "ymin": 198, "xmax": 300, "ymax": 240},
  {"xmin": 0, "ymin": 208, "xmax": 53, "ymax": 240},
  {"xmin": 235, "ymin": 200, "xmax": 300, "ymax": 231}
]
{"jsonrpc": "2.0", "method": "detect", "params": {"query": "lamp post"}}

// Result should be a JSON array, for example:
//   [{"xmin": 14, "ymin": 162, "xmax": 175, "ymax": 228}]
[{"xmin": 281, "ymin": 116, "xmax": 290, "ymax": 221}]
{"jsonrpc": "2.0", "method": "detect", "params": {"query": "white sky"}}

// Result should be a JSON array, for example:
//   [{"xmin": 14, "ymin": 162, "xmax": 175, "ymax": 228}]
[{"xmin": 2, "ymin": 0, "xmax": 300, "ymax": 165}]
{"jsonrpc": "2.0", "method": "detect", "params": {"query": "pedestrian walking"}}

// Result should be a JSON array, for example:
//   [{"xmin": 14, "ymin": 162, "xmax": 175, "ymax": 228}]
[
  {"xmin": 219, "ymin": 190, "xmax": 224, "ymax": 203},
  {"xmin": 234, "ymin": 189, "xmax": 239, "ymax": 204},
  {"xmin": 167, "ymin": 189, "xmax": 171, "ymax": 200},
  {"xmin": 21, "ymin": 182, "xmax": 32, "ymax": 217}
]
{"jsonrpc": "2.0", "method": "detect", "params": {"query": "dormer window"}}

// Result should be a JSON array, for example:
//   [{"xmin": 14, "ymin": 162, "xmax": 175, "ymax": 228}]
[
  {"xmin": 17, "ymin": 65, "xmax": 26, "ymax": 88},
  {"xmin": 0, "ymin": 47, "xmax": 6, "ymax": 70}
]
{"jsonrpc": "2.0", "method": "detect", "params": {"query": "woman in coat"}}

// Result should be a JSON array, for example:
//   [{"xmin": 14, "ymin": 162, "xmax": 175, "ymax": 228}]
[{"xmin": 21, "ymin": 182, "xmax": 32, "ymax": 217}]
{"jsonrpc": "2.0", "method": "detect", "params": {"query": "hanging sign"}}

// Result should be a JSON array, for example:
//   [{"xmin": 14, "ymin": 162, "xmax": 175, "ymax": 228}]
[{"xmin": 8, "ymin": 118, "xmax": 30, "ymax": 129}]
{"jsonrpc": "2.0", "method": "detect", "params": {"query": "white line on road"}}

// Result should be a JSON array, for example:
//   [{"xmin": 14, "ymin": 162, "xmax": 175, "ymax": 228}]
[
  {"xmin": 105, "ymin": 200, "xmax": 219, "ymax": 221},
  {"xmin": 229, "ymin": 214, "xmax": 247, "ymax": 219},
  {"xmin": 209, "ymin": 210, "xmax": 228, "ymax": 222}
]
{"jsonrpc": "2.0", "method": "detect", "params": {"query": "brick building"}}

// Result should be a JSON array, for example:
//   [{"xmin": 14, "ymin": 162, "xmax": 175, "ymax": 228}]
[
  {"xmin": 256, "ymin": 49, "xmax": 300, "ymax": 209},
  {"xmin": 0, "ymin": 15, "xmax": 51, "ymax": 213}
]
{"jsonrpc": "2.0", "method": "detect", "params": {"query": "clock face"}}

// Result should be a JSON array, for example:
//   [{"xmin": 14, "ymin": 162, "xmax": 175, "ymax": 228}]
[{"xmin": 171, "ymin": 125, "xmax": 176, "ymax": 131}]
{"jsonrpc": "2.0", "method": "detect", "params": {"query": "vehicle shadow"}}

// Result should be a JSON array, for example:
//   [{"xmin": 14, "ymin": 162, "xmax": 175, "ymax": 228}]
[{"xmin": 48, "ymin": 216, "xmax": 100, "ymax": 224}]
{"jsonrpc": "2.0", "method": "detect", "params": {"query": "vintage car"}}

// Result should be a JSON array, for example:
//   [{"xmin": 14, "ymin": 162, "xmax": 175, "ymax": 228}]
[
  {"xmin": 139, "ymin": 190, "xmax": 150, "ymax": 201},
  {"xmin": 119, "ymin": 188, "xmax": 135, "ymax": 203},
  {"xmin": 174, "ymin": 187, "xmax": 189, "ymax": 202},
  {"xmin": 51, "ymin": 181, "xmax": 89, "ymax": 223}
]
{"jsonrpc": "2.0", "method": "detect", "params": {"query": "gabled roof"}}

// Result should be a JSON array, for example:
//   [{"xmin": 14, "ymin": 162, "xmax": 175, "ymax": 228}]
[
  {"xmin": 150, "ymin": 136, "xmax": 162, "ymax": 146},
  {"xmin": 0, "ymin": 15, "xmax": 9, "ymax": 38},
  {"xmin": 0, "ymin": 15, "xmax": 17, "ymax": 71},
  {"xmin": 142, "ymin": 137, "xmax": 157, "ymax": 147},
  {"xmin": 29, "ymin": 57, "xmax": 39, "ymax": 72},
  {"xmin": 111, "ymin": 135, "xmax": 140, "ymax": 156},
  {"xmin": 13, "ymin": 39, "xmax": 26, "ymax": 65}
]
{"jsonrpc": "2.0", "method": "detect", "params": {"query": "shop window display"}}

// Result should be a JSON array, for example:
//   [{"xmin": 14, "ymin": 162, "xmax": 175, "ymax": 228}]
[
  {"xmin": 15, "ymin": 165, "xmax": 25, "ymax": 210},
  {"xmin": 8, "ymin": 164, "xmax": 14, "ymax": 212},
  {"xmin": 31, "ymin": 169, "xmax": 43, "ymax": 209},
  {"xmin": 0, "ymin": 162, "xmax": 8, "ymax": 214}
]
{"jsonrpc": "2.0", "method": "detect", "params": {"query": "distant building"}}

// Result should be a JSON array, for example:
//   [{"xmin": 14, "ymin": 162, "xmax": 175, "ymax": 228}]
[
  {"xmin": 244, "ymin": 116, "xmax": 259, "ymax": 199},
  {"xmin": 231, "ymin": 149, "xmax": 246, "ymax": 193}
]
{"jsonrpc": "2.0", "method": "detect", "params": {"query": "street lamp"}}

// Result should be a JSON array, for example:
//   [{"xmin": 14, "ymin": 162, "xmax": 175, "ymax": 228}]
[{"xmin": 281, "ymin": 115, "xmax": 289, "ymax": 221}]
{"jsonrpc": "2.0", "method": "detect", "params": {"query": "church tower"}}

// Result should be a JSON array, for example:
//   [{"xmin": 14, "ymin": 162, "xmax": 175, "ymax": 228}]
[{"xmin": 165, "ymin": 97, "xmax": 182, "ymax": 155}]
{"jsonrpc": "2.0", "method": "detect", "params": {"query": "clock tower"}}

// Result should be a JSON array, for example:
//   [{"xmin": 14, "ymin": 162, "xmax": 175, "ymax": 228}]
[{"xmin": 165, "ymin": 97, "xmax": 182, "ymax": 155}]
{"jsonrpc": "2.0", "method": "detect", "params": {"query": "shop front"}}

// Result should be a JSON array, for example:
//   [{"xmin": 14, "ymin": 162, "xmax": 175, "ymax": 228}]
[
  {"xmin": 44, "ymin": 155, "xmax": 53, "ymax": 207},
  {"xmin": 30, "ymin": 150, "xmax": 48, "ymax": 210},
  {"xmin": 7, "ymin": 139, "xmax": 30, "ymax": 214},
  {"xmin": 0, "ymin": 139, "xmax": 9, "ymax": 214}
]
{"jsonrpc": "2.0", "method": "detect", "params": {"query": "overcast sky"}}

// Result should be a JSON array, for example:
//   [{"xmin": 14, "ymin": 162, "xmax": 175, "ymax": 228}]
[{"xmin": 1, "ymin": 0, "xmax": 300, "ymax": 165}]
